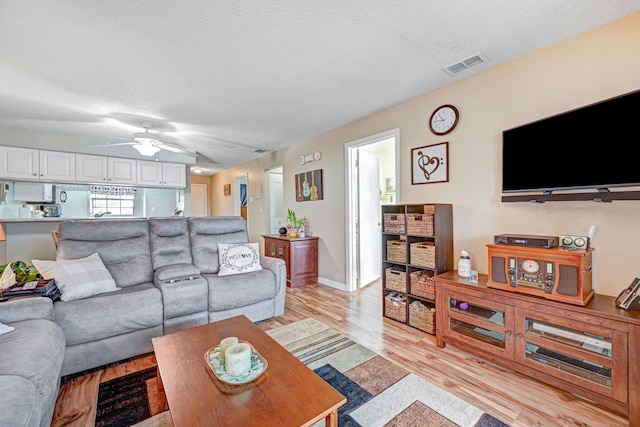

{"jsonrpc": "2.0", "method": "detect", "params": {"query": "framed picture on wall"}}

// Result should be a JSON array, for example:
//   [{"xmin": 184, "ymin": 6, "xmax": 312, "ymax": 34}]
[
  {"xmin": 411, "ymin": 142, "xmax": 449, "ymax": 185},
  {"xmin": 295, "ymin": 169, "xmax": 323, "ymax": 201}
]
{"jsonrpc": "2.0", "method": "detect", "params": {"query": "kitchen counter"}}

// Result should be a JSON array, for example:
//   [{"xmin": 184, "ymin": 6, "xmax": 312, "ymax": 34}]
[{"xmin": 0, "ymin": 217, "xmax": 145, "ymax": 223}]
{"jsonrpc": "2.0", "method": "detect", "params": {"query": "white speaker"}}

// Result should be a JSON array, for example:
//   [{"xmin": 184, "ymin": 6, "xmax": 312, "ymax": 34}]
[{"xmin": 561, "ymin": 235, "xmax": 590, "ymax": 249}]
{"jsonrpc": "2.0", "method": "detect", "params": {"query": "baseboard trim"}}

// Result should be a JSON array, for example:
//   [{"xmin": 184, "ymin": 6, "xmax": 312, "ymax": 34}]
[{"xmin": 318, "ymin": 277, "xmax": 348, "ymax": 292}]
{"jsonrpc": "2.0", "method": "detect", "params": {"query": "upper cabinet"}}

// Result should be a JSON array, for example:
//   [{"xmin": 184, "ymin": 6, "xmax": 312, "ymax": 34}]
[
  {"xmin": 108, "ymin": 157, "xmax": 137, "ymax": 185},
  {"xmin": 76, "ymin": 154, "xmax": 108, "ymax": 183},
  {"xmin": 0, "ymin": 145, "xmax": 187, "ymax": 188},
  {"xmin": 0, "ymin": 146, "xmax": 40, "ymax": 180},
  {"xmin": 162, "ymin": 163, "xmax": 186, "ymax": 187},
  {"xmin": 137, "ymin": 160, "xmax": 186, "ymax": 188},
  {"xmin": 40, "ymin": 150, "xmax": 75, "ymax": 181},
  {"xmin": 137, "ymin": 160, "xmax": 163, "ymax": 186}
]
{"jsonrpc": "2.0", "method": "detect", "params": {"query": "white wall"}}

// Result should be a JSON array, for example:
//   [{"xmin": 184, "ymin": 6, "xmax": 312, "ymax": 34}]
[{"xmin": 212, "ymin": 13, "xmax": 640, "ymax": 296}]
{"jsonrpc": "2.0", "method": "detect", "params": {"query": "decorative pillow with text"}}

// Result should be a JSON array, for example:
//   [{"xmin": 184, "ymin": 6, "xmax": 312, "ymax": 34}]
[
  {"xmin": 32, "ymin": 253, "xmax": 120, "ymax": 301},
  {"xmin": 217, "ymin": 243, "xmax": 262, "ymax": 276}
]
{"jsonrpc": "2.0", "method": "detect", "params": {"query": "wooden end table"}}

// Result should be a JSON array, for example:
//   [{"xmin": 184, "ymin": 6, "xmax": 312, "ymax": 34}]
[{"xmin": 152, "ymin": 315, "xmax": 346, "ymax": 426}]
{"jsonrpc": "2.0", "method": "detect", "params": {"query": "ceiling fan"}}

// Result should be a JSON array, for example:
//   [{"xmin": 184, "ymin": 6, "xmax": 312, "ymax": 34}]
[{"xmin": 97, "ymin": 122, "xmax": 196, "ymax": 157}]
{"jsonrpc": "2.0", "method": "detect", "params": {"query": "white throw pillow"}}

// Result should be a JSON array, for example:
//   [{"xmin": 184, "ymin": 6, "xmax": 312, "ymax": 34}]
[
  {"xmin": 217, "ymin": 243, "xmax": 262, "ymax": 276},
  {"xmin": 32, "ymin": 253, "xmax": 120, "ymax": 301}
]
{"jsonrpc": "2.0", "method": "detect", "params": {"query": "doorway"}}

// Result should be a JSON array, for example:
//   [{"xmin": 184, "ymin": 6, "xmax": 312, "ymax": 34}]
[
  {"xmin": 345, "ymin": 129, "xmax": 399, "ymax": 292},
  {"xmin": 265, "ymin": 166, "xmax": 284, "ymax": 234},
  {"xmin": 234, "ymin": 174, "xmax": 248, "ymax": 220}
]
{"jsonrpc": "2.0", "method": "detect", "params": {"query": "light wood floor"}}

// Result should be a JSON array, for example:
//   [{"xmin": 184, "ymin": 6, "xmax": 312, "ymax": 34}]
[{"xmin": 52, "ymin": 281, "xmax": 629, "ymax": 427}]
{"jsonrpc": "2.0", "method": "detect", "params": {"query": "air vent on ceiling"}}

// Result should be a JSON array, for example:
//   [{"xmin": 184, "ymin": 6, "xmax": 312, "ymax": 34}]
[
  {"xmin": 254, "ymin": 149, "xmax": 268, "ymax": 153},
  {"xmin": 443, "ymin": 52, "xmax": 489, "ymax": 76}
]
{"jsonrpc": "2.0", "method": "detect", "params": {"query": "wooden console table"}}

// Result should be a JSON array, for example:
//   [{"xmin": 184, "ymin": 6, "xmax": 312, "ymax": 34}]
[
  {"xmin": 434, "ymin": 270, "xmax": 639, "ymax": 425},
  {"xmin": 262, "ymin": 235, "xmax": 319, "ymax": 287}
]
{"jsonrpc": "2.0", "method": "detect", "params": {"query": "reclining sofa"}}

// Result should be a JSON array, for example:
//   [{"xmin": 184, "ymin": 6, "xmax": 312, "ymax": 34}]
[
  {"xmin": 0, "ymin": 215, "xmax": 285, "ymax": 426},
  {"xmin": 54, "ymin": 216, "xmax": 286, "ymax": 376}
]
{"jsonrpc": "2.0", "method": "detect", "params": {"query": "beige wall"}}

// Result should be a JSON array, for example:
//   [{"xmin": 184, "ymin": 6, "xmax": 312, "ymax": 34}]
[{"xmin": 211, "ymin": 13, "xmax": 640, "ymax": 297}]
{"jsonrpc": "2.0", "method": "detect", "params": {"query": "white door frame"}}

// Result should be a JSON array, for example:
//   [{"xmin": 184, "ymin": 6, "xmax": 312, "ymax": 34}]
[
  {"xmin": 234, "ymin": 173, "xmax": 248, "ymax": 216},
  {"xmin": 344, "ymin": 128, "xmax": 400, "ymax": 292}
]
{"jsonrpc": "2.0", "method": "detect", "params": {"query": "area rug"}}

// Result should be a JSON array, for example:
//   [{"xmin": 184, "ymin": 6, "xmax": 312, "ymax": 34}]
[{"xmin": 98, "ymin": 318, "xmax": 509, "ymax": 427}]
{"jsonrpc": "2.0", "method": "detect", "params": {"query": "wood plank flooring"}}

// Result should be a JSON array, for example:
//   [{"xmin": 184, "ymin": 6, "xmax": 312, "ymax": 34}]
[{"xmin": 52, "ymin": 281, "xmax": 629, "ymax": 426}]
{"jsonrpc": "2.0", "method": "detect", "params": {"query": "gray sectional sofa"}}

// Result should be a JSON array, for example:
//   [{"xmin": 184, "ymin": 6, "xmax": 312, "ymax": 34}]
[
  {"xmin": 0, "ymin": 216, "xmax": 285, "ymax": 427},
  {"xmin": 0, "ymin": 298, "xmax": 65, "ymax": 427}
]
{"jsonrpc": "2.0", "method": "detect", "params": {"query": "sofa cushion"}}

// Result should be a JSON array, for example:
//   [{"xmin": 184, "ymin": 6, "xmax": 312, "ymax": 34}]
[
  {"xmin": 32, "ymin": 253, "xmax": 120, "ymax": 301},
  {"xmin": 188, "ymin": 216, "xmax": 249, "ymax": 274},
  {"xmin": 0, "ymin": 318, "xmax": 65, "ymax": 426},
  {"xmin": 56, "ymin": 219, "xmax": 153, "ymax": 288},
  {"xmin": 0, "ymin": 375, "xmax": 42, "ymax": 427},
  {"xmin": 217, "ymin": 243, "xmax": 262, "ymax": 276},
  {"xmin": 204, "ymin": 269, "xmax": 277, "ymax": 311},
  {"xmin": 149, "ymin": 217, "xmax": 193, "ymax": 270},
  {"xmin": 53, "ymin": 283, "xmax": 163, "ymax": 346}
]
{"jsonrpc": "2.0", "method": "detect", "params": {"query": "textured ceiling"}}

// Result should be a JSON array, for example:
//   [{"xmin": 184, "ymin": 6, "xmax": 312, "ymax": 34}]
[{"xmin": 1, "ymin": 1, "xmax": 639, "ymax": 175}]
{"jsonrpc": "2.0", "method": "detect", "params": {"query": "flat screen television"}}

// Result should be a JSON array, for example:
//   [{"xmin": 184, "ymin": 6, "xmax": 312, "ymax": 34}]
[{"xmin": 502, "ymin": 89, "xmax": 640, "ymax": 193}]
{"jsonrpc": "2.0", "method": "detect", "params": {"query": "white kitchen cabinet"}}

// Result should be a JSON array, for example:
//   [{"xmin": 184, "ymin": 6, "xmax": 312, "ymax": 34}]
[
  {"xmin": 107, "ymin": 157, "xmax": 137, "ymax": 185},
  {"xmin": 0, "ymin": 146, "xmax": 40, "ymax": 180},
  {"xmin": 76, "ymin": 154, "xmax": 108, "ymax": 183},
  {"xmin": 39, "ymin": 150, "xmax": 75, "ymax": 181},
  {"xmin": 162, "ymin": 163, "xmax": 186, "ymax": 187},
  {"xmin": 136, "ymin": 160, "xmax": 163, "ymax": 187},
  {"xmin": 137, "ymin": 160, "xmax": 186, "ymax": 188}
]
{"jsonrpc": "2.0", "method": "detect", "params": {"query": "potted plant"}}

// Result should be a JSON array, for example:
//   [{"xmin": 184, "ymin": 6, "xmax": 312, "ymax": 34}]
[
  {"xmin": 286, "ymin": 209, "xmax": 307, "ymax": 238},
  {"xmin": 0, "ymin": 260, "xmax": 41, "ymax": 283}
]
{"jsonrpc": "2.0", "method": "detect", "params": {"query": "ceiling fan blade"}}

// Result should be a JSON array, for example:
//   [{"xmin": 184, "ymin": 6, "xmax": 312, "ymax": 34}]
[
  {"xmin": 158, "ymin": 142, "xmax": 197, "ymax": 157},
  {"xmin": 91, "ymin": 141, "xmax": 136, "ymax": 147}
]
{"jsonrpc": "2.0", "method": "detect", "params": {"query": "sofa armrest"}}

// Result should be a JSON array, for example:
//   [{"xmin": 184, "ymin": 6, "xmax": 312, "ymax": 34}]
[
  {"xmin": 260, "ymin": 256, "xmax": 286, "ymax": 291},
  {"xmin": 0, "ymin": 298, "xmax": 54, "ymax": 324},
  {"xmin": 153, "ymin": 264, "xmax": 201, "ymax": 283}
]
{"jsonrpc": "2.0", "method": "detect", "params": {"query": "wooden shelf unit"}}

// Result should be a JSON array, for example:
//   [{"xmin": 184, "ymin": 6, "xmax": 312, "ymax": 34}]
[
  {"xmin": 381, "ymin": 204, "xmax": 453, "ymax": 333},
  {"xmin": 262, "ymin": 235, "xmax": 319, "ymax": 287},
  {"xmin": 434, "ymin": 270, "xmax": 640, "ymax": 424}
]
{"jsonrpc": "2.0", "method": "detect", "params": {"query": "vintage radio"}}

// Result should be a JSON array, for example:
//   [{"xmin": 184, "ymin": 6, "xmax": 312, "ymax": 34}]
[{"xmin": 487, "ymin": 243, "xmax": 594, "ymax": 306}]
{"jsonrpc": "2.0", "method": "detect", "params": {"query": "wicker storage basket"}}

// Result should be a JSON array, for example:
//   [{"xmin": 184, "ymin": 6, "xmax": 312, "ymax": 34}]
[
  {"xmin": 384, "ymin": 292, "xmax": 407, "ymax": 322},
  {"xmin": 409, "ymin": 270, "xmax": 435, "ymax": 300},
  {"xmin": 383, "ymin": 213, "xmax": 406, "ymax": 234},
  {"xmin": 386, "ymin": 239, "xmax": 407, "ymax": 263},
  {"xmin": 409, "ymin": 300, "xmax": 436, "ymax": 334},
  {"xmin": 406, "ymin": 214, "xmax": 434, "ymax": 236},
  {"xmin": 410, "ymin": 242, "xmax": 436, "ymax": 268},
  {"xmin": 385, "ymin": 267, "xmax": 407, "ymax": 292}
]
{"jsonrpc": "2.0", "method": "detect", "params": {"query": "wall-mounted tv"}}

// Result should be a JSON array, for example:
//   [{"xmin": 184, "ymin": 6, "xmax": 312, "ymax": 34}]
[{"xmin": 502, "ymin": 89, "xmax": 640, "ymax": 193}]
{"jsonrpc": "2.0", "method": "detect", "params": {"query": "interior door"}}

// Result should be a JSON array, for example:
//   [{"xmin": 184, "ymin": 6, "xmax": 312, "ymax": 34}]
[
  {"xmin": 191, "ymin": 183, "xmax": 208, "ymax": 216},
  {"xmin": 357, "ymin": 150, "xmax": 381, "ymax": 287}
]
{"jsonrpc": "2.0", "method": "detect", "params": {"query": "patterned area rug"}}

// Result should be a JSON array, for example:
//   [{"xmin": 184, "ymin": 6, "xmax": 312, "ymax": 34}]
[
  {"xmin": 267, "ymin": 318, "xmax": 508, "ymax": 427},
  {"xmin": 102, "ymin": 318, "xmax": 509, "ymax": 427}
]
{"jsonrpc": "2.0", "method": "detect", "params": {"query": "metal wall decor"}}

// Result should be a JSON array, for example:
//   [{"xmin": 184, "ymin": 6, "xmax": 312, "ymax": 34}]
[{"xmin": 411, "ymin": 142, "xmax": 449, "ymax": 184}]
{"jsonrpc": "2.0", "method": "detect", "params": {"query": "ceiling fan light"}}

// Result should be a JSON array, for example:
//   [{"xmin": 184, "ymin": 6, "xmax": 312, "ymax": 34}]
[{"xmin": 133, "ymin": 143, "xmax": 161, "ymax": 156}]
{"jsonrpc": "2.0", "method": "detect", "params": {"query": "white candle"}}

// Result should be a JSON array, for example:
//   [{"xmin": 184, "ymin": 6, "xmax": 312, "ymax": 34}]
[
  {"xmin": 224, "ymin": 343, "xmax": 252, "ymax": 376},
  {"xmin": 220, "ymin": 337, "xmax": 238, "ymax": 359}
]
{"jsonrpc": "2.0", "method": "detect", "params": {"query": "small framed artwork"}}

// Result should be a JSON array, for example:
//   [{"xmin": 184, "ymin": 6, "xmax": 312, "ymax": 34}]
[
  {"xmin": 223, "ymin": 183, "xmax": 231, "ymax": 196},
  {"xmin": 385, "ymin": 177, "xmax": 396, "ymax": 194},
  {"xmin": 295, "ymin": 169, "xmax": 323, "ymax": 201},
  {"xmin": 411, "ymin": 142, "xmax": 449, "ymax": 185}
]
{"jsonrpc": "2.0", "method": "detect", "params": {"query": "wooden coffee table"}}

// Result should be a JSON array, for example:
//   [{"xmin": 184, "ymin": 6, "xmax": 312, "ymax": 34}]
[{"xmin": 151, "ymin": 315, "xmax": 346, "ymax": 426}]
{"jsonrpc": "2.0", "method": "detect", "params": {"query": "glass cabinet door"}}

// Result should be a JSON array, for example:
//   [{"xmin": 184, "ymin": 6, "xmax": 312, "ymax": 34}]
[
  {"xmin": 515, "ymin": 308, "xmax": 627, "ymax": 401},
  {"xmin": 444, "ymin": 290, "xmax": 514, "ymax": 358}
]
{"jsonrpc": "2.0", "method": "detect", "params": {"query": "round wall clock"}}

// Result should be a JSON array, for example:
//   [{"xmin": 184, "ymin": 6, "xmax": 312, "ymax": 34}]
[{"xmin": 429, "ymin": 104, "xmax": 459, "ymax": 135}]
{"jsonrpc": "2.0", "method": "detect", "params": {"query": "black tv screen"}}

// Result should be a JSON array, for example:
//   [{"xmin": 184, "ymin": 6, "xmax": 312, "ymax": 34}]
[{"xmin": 502, "ymin": 89, "xmax": 640, "ymax": 193}]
